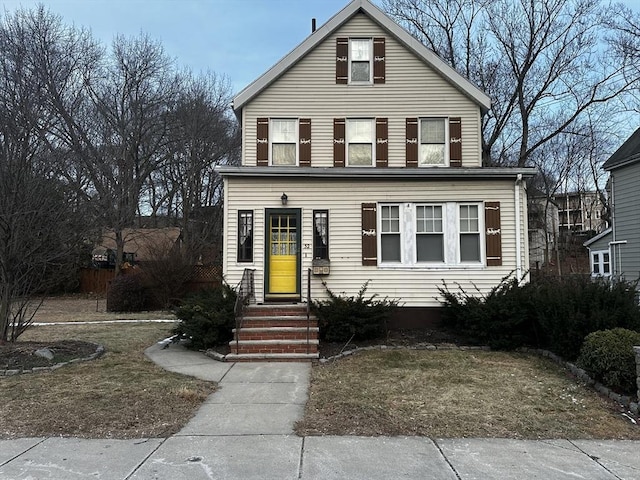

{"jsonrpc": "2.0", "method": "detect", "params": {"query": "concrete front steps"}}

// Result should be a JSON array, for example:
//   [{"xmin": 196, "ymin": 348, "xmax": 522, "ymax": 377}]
[{"xmin": 227, "ymin": 304, "xmax": 319, "ymax": 362}]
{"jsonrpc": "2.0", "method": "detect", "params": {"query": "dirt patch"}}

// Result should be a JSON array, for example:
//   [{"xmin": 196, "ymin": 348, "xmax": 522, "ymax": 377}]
[{"xmin": 0, "ymin": 340, "xmax": 99, "ymax": 370}]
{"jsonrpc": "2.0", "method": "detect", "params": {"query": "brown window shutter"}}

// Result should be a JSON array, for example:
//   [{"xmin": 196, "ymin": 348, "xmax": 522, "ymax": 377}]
[
  {"xmin": 362, "ymin": 203, "xmax": 377, "ymax": 266},
  {"xmin": 485, "ymin": 202, "xmax": 502, "ymax": 266},
  {"xmin": 450, "ymin": 117, "xmax": 462, "ymax": 167},
  {"xmin": 257, "ymin": 118, "xmax": 269, "ymax": 166},
  {"xmin": 373, "ymin": 37, "xmax": 385, "ymax": 84},
  {"xmin": 376, "ymin": 118, "xmax": 388, "ymax": 167},
  {"xmin": 336, "ymin": 37, "xmax": 348, "ymax": 84},
  {"xmin": 299, "ymin": 118, "xmax": 311, "ymax": 167},
  {"xmin": 333, "ymin": 118, "xmax": 345, "ymax": 167},
  {"xmin": 406, "ymin": 118, "xmax": 418, "ymax": 167}
]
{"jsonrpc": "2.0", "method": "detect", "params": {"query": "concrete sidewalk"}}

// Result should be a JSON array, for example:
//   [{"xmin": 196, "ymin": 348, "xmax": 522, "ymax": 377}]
[{"xmin": 1, "ymin": 344, "xmax": 639, "ymax": 479}]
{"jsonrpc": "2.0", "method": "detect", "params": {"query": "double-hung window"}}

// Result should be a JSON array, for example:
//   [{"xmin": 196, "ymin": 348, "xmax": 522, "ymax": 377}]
[
  {"xmin": 376, "ymin": 202, "xmax": 484, "ymax": 266},
  {"xmin": 416, "ymin": 205, "xmax": 444, "ymax": 262},
  {"xmin": 459, "ymin": 204, "xmax": 481, "ymax": 263},
  {"xmin": 347, "ymin": 119, "xmax": 374, "ymax": 166},
  {"xmin": 237, "ymin": 210, "xmax": 253, "ymax": 262},
  {"xmin": 420, "ymin": 118, "xmax": 447, "ymax": 166},
  {"xmin": 380, "ymin": 205, "xmax": 401, "ymax": 262},
  {"xmin": 271, "ymin": 119, "xmax": 297, "ymax": 165},
  {"xmin": 350, "ymin": 38, "xmax": 372, "ymax": 83},
  {"xmin": 591, "ymin": 251, "xmax": 611, "ymax": 277}
]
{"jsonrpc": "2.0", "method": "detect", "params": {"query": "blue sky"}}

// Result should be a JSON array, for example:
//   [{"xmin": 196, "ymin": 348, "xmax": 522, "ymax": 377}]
[
  {"xmin": 2, "ymin": 0, "xmax": 353, "ymax": 94},
  {"xmin": 2, "ymin": 0, "xmax": 639, "ymax": 96}
]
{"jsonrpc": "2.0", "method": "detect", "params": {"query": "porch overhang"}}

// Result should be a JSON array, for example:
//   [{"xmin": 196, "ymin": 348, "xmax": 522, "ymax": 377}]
[{"xmin": 217, "ymin": 166, "xmax": 538, "ymax": 180}]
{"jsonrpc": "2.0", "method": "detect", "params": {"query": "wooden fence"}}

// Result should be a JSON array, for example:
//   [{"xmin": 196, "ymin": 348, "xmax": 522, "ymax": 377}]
[
  {"xmin": 79, "ymin": 265, "xmax": 222, "ymax": 295},
  {"xmin": 79, "ymin": 268, "xmax": 116, "ymax": 295}
]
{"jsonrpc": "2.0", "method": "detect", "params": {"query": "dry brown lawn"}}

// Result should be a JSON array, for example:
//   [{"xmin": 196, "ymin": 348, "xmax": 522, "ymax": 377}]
[
  {"xmin": 296, "ymin": 349, "xmax": 640, "ymax": 439},
  {"xmin": 0, "ymin": 322, "xmax": 215, "ymax": 439}
]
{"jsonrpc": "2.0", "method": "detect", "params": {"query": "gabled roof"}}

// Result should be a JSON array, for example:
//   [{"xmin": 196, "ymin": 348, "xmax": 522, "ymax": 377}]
[
  {"xmin": 603, "ymin": 127, "xmax": 640, "ymax": 171},
  {"xmin": 583, "ymin": 227, "xmax": 612, "ymax": 248},
  {"xmin": 232, "ymin": 0, "xmax": 491, "ymax": 115}
]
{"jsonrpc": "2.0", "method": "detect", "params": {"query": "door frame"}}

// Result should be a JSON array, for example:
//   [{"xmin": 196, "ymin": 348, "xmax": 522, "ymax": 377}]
[{"xmin": 264, "ymin": 208, "xmax": 302, "ymax": 301}]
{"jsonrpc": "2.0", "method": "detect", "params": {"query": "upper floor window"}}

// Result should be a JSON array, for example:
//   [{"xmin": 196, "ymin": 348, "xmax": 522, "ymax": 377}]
[
  {"xmin": 347, "ymin": 119, "xmax": 374, "ymax": 166},
  {"xmin": 336, "ymin": 37, "xmax": 385, "ymax": 85},
  {"xmin": 271, "ymin": 119, "xmax": 297, "ymax": 165},
  {"xmin": 350, "ymin": 38, "xmax": 372, "ymax": 83},
  {"xmin": 420, "ymin": 118, "xmax": 448, "ymax": 166}
]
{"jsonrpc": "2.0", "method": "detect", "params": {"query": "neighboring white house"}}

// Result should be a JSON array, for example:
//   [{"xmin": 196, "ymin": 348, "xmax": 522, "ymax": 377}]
[
  {"xmin": 219, "ymin": 0, "xmax": 536, "ymax": 326},
  {"xmin": 585, "ymin": 127, "xmax": 640, "ymax": 282}
]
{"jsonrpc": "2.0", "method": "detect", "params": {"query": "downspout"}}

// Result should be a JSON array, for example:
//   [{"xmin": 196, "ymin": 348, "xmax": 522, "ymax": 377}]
[{"xmin": 515, "ymin": 174, "xmax": 523, "ymax": 282}]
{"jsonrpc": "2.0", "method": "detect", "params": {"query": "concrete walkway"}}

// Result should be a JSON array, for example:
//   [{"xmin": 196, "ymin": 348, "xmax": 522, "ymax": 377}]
[{"xmin": 1, "ymin": 344, "xmax": 640, "ymax": 479}]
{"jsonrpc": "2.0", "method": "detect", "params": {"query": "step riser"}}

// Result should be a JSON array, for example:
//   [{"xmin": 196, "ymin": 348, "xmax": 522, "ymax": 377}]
[
  {"xmin": 241, "ymin": 320, "xmax": 316, "ymax": 328},
  {"xmin": 235, "ymin": 332, "xmax": 318, "ymax": 341},
  {"xmin": 232, "ymin": 345, "xmax": 318, "ymax": 354},
  {"xmin": 243, "ymin": 308, "xmax": 309, "ymax": 317}
]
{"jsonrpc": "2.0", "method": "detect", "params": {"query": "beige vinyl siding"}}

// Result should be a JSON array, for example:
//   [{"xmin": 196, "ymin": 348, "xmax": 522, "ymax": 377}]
[
  {"xmin": 241, "ymin": 13, "xmax": 482, "ymax": 168},
  {"xmin": 224, "ymin": 177, "xmax": 524, "ymax": 307}
]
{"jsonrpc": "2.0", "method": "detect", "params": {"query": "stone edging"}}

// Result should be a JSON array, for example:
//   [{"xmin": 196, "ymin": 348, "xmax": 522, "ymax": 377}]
[
  {"xmin": 0, "ymin": 343, "xmax": 106, "ymax": 376},
  {"xmin": 316, "ymin": 342, "xmax": 640, "ymax": 416},
  {"xmin": 519, "ymin": 347, "xmax": 640, "ymax": 416}
]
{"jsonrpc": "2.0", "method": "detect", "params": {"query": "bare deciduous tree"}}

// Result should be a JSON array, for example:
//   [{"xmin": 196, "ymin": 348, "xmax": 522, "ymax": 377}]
[
  {"xmin": 384, "ymin": 0, "xmax": 639, "ymax": 167},
  {"xmin": 0, "ymin": 7, "xmax": 91, "ymax": 342}
]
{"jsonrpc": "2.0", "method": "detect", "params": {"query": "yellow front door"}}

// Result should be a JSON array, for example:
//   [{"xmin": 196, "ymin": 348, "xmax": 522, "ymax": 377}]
[{"xmin": 268, "ymin": 213, "xmax": 298, "ymax": 296}]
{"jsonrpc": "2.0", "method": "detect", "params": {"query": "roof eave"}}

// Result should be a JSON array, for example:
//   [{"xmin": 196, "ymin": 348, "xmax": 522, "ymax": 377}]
[{"xmin": 217, "ymin": 166, "xmax": 537, "ymax": 179}]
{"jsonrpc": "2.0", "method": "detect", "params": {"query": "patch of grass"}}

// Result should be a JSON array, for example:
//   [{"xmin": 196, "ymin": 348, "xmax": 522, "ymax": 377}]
[
  {"xmin": 0, "ymin": 323, "xmax": 215, "ymax": 439},
  {"xmin": 296, "ymin": 349, "xmax": 640, "ymax": 439}
]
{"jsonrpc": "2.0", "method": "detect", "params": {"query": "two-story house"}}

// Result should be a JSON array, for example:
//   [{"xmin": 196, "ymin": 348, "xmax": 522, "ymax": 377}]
[
  {"xmin": 219, "ymin": 0, "xmax": 536, "ymax": 359},
  {"xmin": 585, "ymin": 127, "xmax": 640, "ymax": 281}
]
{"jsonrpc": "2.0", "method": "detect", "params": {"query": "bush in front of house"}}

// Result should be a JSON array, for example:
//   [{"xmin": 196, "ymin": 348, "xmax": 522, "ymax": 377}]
[
  {"xmin": 106, "ymin": 274, "xmax": 149, "ymax": 312},
  {"xmin": 439, "ymin": 275, "xmax": 640, "ymax": 360},
  {"xmin": 312, "ymin": 281, "xmax": 399, "ymax": 343},
  {"xmin": 173, "ymin": 284, "xmax": 237, "ymax": 350},
  {"xmin": 577, "ymin": 328, "xmax": 640, "ymax": 395},
  {"xmin": 439, "ymin": 276, "xmax": 538, "ymax": 350}
]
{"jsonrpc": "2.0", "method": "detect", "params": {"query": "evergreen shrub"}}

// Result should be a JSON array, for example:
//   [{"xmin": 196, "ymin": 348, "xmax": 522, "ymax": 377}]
[
  {"xmin": 312, "ymin": 281, "xmax": 399, "ymax": 343},
  {"xmin": 439, "ymin": 275, "xmax": 640, "ymax": 360},
  {"xmin": 577, "ymin": 328, "xmax": 640, "ymax": 395},
  {"xmin": 173, "ymin": 284, "xmax": 237, "ymax": 350}
]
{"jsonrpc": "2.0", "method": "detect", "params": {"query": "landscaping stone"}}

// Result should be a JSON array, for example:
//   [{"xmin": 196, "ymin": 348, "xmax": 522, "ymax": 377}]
[{"xmin": 34, "ymin": 348, "xmax": 54, "ymax": 360}]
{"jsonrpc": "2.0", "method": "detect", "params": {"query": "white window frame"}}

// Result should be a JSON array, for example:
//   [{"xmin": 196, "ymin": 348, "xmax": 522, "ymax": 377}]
[
  {"xmin": 377, "ymin": 202, "xmax": 485, "ymax": 268},
  {"xmin": 591, "ymin": 249, "xmax": 611, "ymax": 278},
  {"xmin": 349, "ymin": 38, "xmax": 373, "ymax": 84},
  {"xmin": 415, "ymin": 203, "xmax": 446, "ymax": 264},
  {"xmin": 419, "ymin": 117, "xmax": 449, "ymax": 167},
  {"xmin": 346, "ymin": 118, "xmax": 375, "ymax": 167},
  {"xmin": 458, "ymin": 203, "xmax": 483, "ymax": 264},
  {"xmin": 269, "ymin": 118, "xmax": 298, "ymax": 166},
  {"xmin": 379, "ymin": 204, "xmax": 403, "ymax": 264}
]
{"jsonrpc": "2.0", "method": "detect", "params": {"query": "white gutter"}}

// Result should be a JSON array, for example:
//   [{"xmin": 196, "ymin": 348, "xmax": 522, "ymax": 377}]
[{"xmin": 515, "ymin": 173, "xmax": 523, "ymax": 281}]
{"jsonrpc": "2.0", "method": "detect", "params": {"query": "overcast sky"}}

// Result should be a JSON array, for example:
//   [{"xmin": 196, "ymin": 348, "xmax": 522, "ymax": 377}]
[{"xmin": 2, "ymin": 0, "xmax": 640, "ymax": 97}]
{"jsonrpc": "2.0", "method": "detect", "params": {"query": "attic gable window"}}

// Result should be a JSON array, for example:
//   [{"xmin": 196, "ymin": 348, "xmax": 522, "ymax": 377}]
[{"xmin": 350, "ymin": 38, "xmax": 372, "ymax": 83}]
